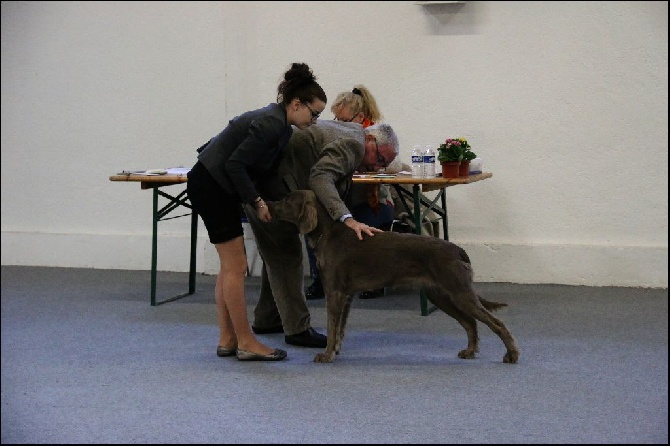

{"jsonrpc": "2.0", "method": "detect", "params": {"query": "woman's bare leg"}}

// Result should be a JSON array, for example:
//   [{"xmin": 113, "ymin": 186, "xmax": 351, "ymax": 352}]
[{"xmin": 214, "ymin": 236, "xmax": 275, "ymax": 355}]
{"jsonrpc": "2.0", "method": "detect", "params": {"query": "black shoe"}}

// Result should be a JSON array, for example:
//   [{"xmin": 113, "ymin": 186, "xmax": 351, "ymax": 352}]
[
  {"xmin": 305, "ymin": 278, "xmax": 325, "ymax": 300},
  {"xmin": 285, "ymin": 327, "xmax": 327, "ymax": 348},
  {"xmin": 359, "ymin": 288, "xmax": 384, "ymax": 299},
  {"xmin": 252, "ymin": 324, "xmax": 284, "ymax": 334}
]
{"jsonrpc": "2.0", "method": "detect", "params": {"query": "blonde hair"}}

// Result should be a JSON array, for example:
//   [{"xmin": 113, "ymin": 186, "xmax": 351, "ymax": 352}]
[{"xmin": 330, "ymin": 84, "xmax": 383, "ymax": 122}]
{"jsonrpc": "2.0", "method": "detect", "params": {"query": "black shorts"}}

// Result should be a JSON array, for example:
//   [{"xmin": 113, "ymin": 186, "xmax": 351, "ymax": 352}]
[{"xmin": 186, "ymin": 161, "xmax": 244, "ymax": 244}]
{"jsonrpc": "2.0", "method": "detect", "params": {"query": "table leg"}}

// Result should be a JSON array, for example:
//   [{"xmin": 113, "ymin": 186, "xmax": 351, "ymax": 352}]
[
  {"xmin": 441, "ymin": 190, "xmax": 448, "ymax": 241},
  {"xmin": 188, "ymin": 210, "xmax": 198, "ymax": 294},
  {"xmin": 408, "ymin": 185, "xmax": 437, "ymax": 316},
  {"xmin": 149, "ymin": 185, "xmax": 197, "ymax": 306},
  {"xmin": 150, "ymin": 187, "xmax": 159, "ymax": 305}
]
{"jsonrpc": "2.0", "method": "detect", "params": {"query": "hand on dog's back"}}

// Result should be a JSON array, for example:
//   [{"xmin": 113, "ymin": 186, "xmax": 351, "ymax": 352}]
[{"xmin": 325, "ymin": 227, "xmax": 469, "ymax": 274}]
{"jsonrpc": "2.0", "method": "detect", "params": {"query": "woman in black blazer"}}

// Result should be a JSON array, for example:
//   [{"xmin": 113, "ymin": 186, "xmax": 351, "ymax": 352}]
[{"xmin": 187, "ymin": 63, "xmax": 326, "ymax": 361}]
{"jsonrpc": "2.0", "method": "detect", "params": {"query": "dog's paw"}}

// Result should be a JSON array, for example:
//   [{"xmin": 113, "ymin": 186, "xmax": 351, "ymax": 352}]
[
  {"xmin": 503, "ymin": 350, "xmax": 520, "ymax": 364},
  {"xmin": 457, "ymin": 348, "xmax": 476, "ymax": 359},
  {"xmin": 314, "ymin": 352, "xmax": 334, "ymax": 363}
]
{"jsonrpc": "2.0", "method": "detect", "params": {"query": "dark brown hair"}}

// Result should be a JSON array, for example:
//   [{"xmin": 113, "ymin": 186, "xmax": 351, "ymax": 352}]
[{"xmin": 277, "ymin": 62, "xmax": 327, "ymax": 105}]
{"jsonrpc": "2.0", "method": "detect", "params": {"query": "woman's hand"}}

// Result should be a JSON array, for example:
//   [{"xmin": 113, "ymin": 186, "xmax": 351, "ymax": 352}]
[
  {"xmin": 255, "ymin": 199, "xmax": 272, "ymax": 222},
  {"xmin": 343, "ymin": 217, "xmax": 383, "ymax": 240}
]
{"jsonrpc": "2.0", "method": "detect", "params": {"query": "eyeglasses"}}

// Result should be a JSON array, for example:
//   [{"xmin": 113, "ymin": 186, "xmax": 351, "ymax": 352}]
[
  {"xmin": 374, "ymin": 138, "xmax": 389, "ymax": 168},
  {"xmin": 304, "ymin": 102, "xmax": 321, "ymax": 120},
  {"xmin": 336, "ymin": 113, "xmax": 358, "ymax": 123}
]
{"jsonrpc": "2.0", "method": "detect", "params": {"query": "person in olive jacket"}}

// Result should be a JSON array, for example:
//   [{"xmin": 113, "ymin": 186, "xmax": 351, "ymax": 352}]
[{"xmin": 245, "ymin": 119, "xmax": 400, "ymax": 348}]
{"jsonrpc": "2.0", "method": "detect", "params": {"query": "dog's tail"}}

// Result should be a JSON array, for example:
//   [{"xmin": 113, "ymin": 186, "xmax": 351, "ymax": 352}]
[{"xmin": 478, "ymin": 295, "xmax": 508, "ymax": 311}]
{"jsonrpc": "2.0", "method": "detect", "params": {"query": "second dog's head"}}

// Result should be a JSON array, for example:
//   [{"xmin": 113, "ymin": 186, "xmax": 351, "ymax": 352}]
[{"xmin": 267, "ymin": 190, "xmax": 318, "ymax": 234}]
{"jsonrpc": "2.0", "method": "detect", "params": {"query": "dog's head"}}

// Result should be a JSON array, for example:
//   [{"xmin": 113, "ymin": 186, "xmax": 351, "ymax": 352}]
[{"xmin": 267, "ymin": 190, "xmax": 318, "ymax": 234}]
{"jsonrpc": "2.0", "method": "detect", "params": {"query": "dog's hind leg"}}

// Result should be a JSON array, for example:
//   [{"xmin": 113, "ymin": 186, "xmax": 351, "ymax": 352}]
[
  {"xmin": 314, "ymin": 290, "xmax": 350, "ymax": 363},
  {"xmin": 427, "ymin": 291, "xmax": 479, "ymax": 359},
  {"xmin": 453, "ymin": 292, "xmax": 520, "ymax": 364}
]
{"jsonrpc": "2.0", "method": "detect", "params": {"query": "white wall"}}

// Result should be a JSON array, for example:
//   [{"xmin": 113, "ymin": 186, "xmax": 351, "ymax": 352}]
[{"xmin": 2, "ymin": 1, "xmax": 667, "ymax": 288}]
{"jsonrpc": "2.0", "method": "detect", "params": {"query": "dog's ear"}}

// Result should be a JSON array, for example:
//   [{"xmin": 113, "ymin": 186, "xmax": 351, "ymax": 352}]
[{"xmin": 294, "ymin": 190, "xmax": 317, "ymax": 234}]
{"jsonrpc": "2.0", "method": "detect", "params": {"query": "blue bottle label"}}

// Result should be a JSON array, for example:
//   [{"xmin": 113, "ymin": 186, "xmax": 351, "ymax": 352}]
[
  {"xmin": 423, "ymin": 155, "xmax": 435, "ymax": 163},
  {"xmin": 412, "ymin": 155, "xmax": 423, "ymax": 163}
]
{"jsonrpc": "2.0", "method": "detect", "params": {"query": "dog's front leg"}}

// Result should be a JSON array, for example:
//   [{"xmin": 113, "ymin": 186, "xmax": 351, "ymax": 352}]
[
  {"xmin": 314, "ymin": 290, "xmax": 349, "ymax": 363},
  {"xmin": 333, "ymin": 294, "xmax": 354, "ymax": 355}
]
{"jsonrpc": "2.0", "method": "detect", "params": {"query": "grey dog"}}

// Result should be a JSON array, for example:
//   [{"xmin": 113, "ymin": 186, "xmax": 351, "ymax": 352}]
[{"xmin": 268, "ymin": 190, "xmax": 520, "ymax": 364}]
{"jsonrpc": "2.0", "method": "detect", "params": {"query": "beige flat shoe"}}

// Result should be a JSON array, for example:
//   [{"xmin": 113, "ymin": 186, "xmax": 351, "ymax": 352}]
[
  {"xmin": 216, "ymin": 346, "xmax": 237, "ymax": 357},
  {"xmin": 236, "ymin": 348, "xmax": 287, "ymax": 361}
]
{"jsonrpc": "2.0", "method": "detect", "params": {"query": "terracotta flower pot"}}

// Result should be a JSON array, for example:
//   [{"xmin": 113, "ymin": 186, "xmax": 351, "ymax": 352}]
[
  {"xmin": 459, "ymin": 160, "xmax": 471, "ymax": 177},
  {"xmin": 441, "ymin": 161, "xmax": 460, "ymax": 179}
]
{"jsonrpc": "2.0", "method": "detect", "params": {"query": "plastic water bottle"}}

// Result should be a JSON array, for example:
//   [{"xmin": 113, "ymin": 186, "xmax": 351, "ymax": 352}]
[
  {"xmin": 423, "ymin": 145, "xmax": 436, "ymax": 178},
  {"xmin": 411, "ymin": 145, "xmax": 423, "ymax": 178}
]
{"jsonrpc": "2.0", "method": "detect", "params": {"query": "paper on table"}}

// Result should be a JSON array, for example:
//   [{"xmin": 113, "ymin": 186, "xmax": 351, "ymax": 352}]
[
  {"xmin": 353, "ymin": 173, "xmax": 396, "ymax": 179},
  {"xmin": 117, "ymin": 169, "xmax": 165, "ymax": 175},
  {"xmin": 116, "ymin": 167, "xmax": 190, "ymax": 176},
  {"xmin": 145, "ymin": 169, "xmax": 168, "ymax": 175},
  {"xmin": 166, "ymin": 167, "xmax": 190, "ymax": 175}
]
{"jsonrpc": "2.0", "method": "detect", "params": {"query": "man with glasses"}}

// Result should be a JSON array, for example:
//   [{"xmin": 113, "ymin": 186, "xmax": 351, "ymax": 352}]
[
  {"xmin": 312, "ymin": 84, "xmax": 395, "ymax": 301},
  {"xmin": 242, "ymin": 120, "xmax": 400, "ymax": 348}
]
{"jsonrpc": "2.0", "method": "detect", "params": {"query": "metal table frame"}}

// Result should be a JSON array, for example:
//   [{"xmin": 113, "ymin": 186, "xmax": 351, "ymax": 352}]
[
  {"xmin": 149, "ymin": 183, "xmax": 198, "ymax": 306},
  {"xmin": 393, "ymin": 184, "xmax": 447, "ymax": 315},
  {"xmin": 110, "ymin": 174, "xmax": 196, "ymax": 306}
]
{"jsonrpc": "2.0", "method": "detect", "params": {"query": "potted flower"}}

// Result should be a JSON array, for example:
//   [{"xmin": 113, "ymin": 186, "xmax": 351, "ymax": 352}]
[
  {"xmin": 459, "ymin": 141, "xmax": 477, "ymax": 176},
  {"xmin": 437, "ymin": 138, "xmax": 475, "ymax": 178}
]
